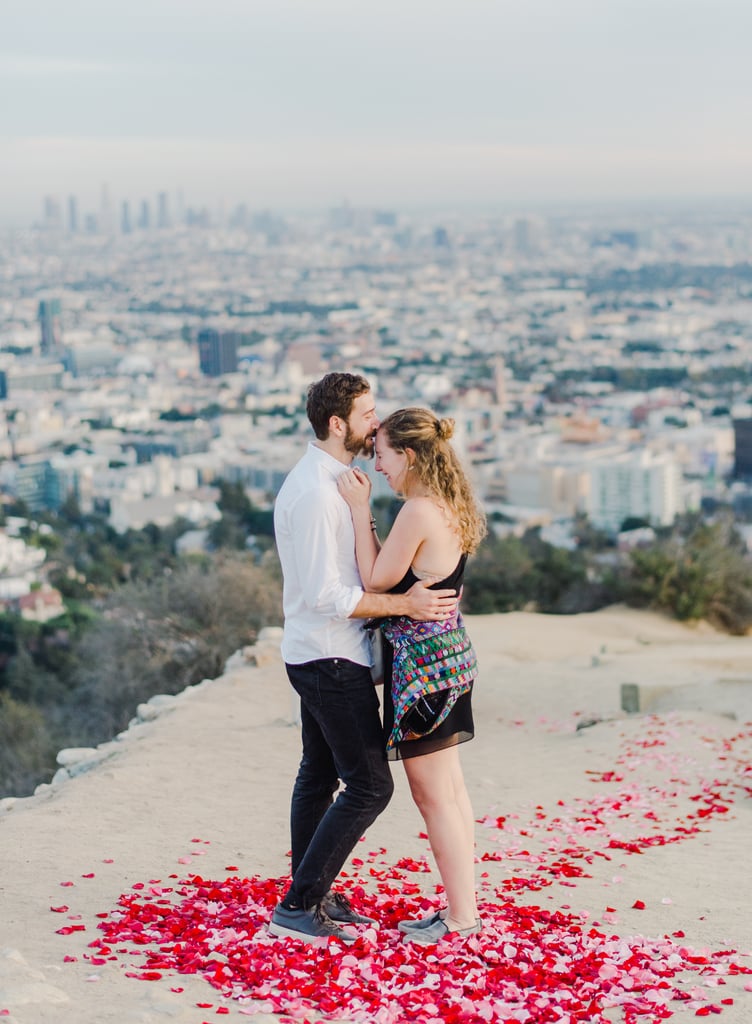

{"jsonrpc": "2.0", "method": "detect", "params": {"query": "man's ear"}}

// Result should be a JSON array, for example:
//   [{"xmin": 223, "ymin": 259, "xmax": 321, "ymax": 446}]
[{"xmin": 329, "ymin": 414, "xmax": 346, "ymax": 438}]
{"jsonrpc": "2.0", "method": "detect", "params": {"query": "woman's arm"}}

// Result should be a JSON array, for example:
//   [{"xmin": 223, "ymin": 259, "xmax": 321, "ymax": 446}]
[
  {"xmin": 337, "ymin": 469, "xmax": 386, "ymax": 589},
  {"xmin": 338, "ymin": 470, "xmax": 428, "ymax": 592}
]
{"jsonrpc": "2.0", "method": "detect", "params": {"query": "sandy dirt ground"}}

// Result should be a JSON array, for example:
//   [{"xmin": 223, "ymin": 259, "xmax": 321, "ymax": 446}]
[{"xmin": 1, "ymin": 606, "xmax": 750, "ymax": 1024}]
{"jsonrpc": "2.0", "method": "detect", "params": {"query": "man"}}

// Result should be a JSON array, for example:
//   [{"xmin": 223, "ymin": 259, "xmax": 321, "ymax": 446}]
[{"xmin": 270, "ymin": 372, "xmax": 458, "ymax": 942}]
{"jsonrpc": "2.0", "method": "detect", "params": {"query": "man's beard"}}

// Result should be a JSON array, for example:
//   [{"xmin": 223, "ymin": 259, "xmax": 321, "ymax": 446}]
[{"xmin": 344, "ymin": 425, "xmax": 375, "ymax": 459}]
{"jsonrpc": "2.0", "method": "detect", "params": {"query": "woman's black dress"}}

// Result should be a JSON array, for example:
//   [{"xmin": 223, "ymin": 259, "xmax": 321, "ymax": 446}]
[{"xmin": 382, "ymin": 554, "xmax": 475, "ymax": 761}]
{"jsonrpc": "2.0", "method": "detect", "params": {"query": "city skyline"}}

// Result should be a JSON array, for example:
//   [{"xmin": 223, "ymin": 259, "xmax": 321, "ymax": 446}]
[{"xmin": 3, "ymin": 0, "xmax": 752, "ymax": 224}]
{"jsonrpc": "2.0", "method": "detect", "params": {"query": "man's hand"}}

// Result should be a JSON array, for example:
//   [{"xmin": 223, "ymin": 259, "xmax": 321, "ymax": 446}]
[{"xmin": 404, "ymin": 579, "xmax": 458, "ymax": 621}]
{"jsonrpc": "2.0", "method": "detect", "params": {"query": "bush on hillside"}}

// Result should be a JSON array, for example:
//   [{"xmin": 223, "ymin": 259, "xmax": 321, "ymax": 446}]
[
  {"xmin": 622, "ymin": 518, "xmax": 752, "ymax": 634},
  {"xmin": 0, "ymin": 692, "xmax": 56, "ymax": 796},
  {"xmin": 0, "ymin": 553, "xmax": 283, "ymax": 798},
  {"xmin": 462, "ymin": 529, "xmax": 612, "ymax": 615}
]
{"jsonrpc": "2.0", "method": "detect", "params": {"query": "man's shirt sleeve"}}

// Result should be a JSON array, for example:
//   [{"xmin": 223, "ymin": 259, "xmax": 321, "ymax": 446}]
[{"xmin": 287, "ymin": 488, "xmax": 363, "ymax": 619}]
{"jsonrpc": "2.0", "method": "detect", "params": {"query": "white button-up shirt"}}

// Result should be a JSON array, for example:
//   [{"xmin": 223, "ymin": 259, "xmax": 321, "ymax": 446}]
[{"xmin": 274, "ymin": 443, "xmax": 370, "ymax": 666}]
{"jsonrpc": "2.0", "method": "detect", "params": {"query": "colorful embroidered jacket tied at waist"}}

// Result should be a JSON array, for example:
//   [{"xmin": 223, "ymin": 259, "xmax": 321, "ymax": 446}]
[{"xmin": 381, "ymin": 613, "xmax": 478, "ymax": 749}]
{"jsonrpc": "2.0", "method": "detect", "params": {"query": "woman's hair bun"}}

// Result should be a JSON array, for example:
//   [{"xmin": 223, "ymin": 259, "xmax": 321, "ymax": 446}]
[{"xmin": 437, "ymin": 417, "xmax": 455, "ymax": 441}]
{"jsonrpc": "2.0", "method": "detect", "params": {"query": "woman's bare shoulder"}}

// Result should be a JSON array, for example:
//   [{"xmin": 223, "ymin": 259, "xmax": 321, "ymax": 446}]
[
  {"xmin": 401, "ymin": 495, "xmax": 457, "ymax": 529},
  {"xmin": 401, "ymin": 495, "xmax": 445, "ymax": 516}
]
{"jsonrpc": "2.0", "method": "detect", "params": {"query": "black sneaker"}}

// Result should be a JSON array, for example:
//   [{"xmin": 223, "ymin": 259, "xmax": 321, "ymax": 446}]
[
  {"xmin": 268, "ymin": 903, "xmax": 355, "ymax": 944},
  {"xmin": 322, "ymin": 891, "xmax": 375, "ymax": 925}
]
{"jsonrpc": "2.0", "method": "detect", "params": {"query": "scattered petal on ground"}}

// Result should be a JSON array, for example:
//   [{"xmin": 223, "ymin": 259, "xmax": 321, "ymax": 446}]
[
  {"xmin": 66, "ymin": 716, "xmax": 751, "ymax": 1023},
  {"xmin": 92, "ymin": 870, "xmax": 750, "ymax": 1023}
]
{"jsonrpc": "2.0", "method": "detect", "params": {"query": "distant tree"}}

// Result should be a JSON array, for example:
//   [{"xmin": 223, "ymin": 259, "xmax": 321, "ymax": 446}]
[
  {"xmin": 59, "ymin": 491, "xmax": 83, "ymax": 524},
  {"xmin": 524, "ymin": 531, "xmax": 589, "ymax": 612},
  {"xmin": 5, "ymin": 643, "xmax": 64, "ymax": 705},
  {"xmin": 623, "ymin": 518, "xmax": 752, "ymax": 634},
  {"xmin": 573, "ymin": 514, "xmax": 613, "ymax": 551},
  {"xmin": 209, "ymin": 513, "xmax": 247, "ymax": 550},
  {"xmin": 63, "ymin": 555, "xmax": 283, "ymax": 744},
  {"xmin": 5, "ymin": 498, "xmax": 30, "ymax": 518},
  {"xmin": 463, "ymin": 527, "xmax": 618, "ymax": 616},
  {"xmin": 212, "ymin": 480, "xmax": 275, "ymax": 544},
  {"xmin": 0, "ymin": 511, "xmax": 289, "ymax": 797},
  {"xmin": 217, "ymin": 480, "xmax": 253, "ymax": 519},
  {"xmin": 463, "ymin": 535, "xmax": 537, "ymax": 613},
  {"xmin": 0, "ymin": 692, "xmax": 57, "ymax": 797},
  {"xmin": 620, "ymin": 516, "xmax": 651, "ymax": 532}
]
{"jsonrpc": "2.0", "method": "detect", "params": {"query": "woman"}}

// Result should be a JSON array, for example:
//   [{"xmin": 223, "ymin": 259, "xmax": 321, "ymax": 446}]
[{"xmin": 337, "ymin": 407, "xmax": 486, "ymax": 945}]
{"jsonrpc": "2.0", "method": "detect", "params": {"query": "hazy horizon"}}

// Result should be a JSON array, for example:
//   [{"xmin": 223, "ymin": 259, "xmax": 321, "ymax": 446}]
[{"xmin": 3, "ymin": 0, "xmax": 752, "ymax": 225}]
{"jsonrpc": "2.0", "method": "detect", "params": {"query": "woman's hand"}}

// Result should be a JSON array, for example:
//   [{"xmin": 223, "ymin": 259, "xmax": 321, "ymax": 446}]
[{"xmin": 337, "ymin": 467, "xmax": 372, "ymax": 510}]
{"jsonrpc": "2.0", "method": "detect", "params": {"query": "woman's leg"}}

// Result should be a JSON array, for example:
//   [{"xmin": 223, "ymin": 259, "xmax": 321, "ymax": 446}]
[{"xmin": 403, "ymin": 745, "xmax": 477, "ymax": 929}]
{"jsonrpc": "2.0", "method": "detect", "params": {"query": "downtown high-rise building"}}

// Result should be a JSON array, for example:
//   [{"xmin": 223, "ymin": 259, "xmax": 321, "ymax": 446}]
[
  {"xmin": 38, "ymin": 298, "xmax": 62, "ymax": 353},
  {"xmin": 197, "ymin": 329, "xmax": 239, "ymax": 377},
  {"xmin": 157, "ymin": 192, "xmax": 170, "ymax": 229},
  {"xmin": 42, "ymin": 196, "xmax": 62, "ymax": 231},
  {"xmin": 733, "ymin": 418, "xmax": 752, "ymax": 480},
  {"xmin": 67, "ymin": 196, "xmax": 79, "ymax": 234},
  {"xmin": 121, "ymin": 200, "xmax": 132, "ymax": 234}
]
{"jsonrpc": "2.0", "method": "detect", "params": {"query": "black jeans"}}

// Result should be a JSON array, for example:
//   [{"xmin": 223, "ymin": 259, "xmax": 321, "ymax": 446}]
[{"xmin": 284, "ymin": 658, "xmax": 394, "ymax": 910}]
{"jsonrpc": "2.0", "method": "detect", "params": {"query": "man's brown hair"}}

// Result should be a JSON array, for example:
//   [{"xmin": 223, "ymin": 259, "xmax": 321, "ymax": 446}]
[{"xmin": 306, "ymin": 372, "xmax": 370, "ymax": 440}]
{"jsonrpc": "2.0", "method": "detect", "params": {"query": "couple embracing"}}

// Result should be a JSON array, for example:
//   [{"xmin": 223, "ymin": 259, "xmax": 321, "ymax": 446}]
[{"xmin": 270, "ymin": 372, "xmax": 486, "ymax": 946}]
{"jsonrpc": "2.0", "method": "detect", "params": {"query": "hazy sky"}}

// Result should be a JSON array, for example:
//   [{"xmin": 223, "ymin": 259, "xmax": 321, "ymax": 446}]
[{"xmin": 3, "ymin": 0, "xmax": 752, "ymax": 222}]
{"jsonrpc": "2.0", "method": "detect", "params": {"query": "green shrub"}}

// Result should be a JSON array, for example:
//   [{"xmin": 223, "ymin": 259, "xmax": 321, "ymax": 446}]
[
  {"xmin": 623, "ymin": 519, "xmax": 752, "ymax": 634},
  {"xmin": 0, "ymin": 692, "xmax": 57, "ymax": 797}
]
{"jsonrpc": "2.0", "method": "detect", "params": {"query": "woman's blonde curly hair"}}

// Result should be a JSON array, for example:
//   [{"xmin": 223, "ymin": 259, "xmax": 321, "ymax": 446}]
[{"xmin": 379, "ymin": 407, "xmax": 487, "ymax": 554}]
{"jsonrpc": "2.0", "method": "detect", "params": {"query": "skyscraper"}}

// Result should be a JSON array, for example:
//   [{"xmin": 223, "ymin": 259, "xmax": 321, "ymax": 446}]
[
  {"xmin": 43, "ymin": 196, "xmax": 62, "ymax": 231},
  {"xmin": 100, "ymin": 183, "xmax": 115, "ymax": 234},
  {"xmin": 513, "ymin": 217, "xmax": 544, "ymax": 256},
  {"xmin": 121, "ymin": 200, "xmax": 132, "ymax": 234},
  {"xmin": 197, "ymin": 329, "xmax": 239, "ymax": 377},
  {"xmin": 38, "ymin": 298, "xmax": 62, "ymax": 354},
  {"xmin": 138, "ymin": 200, "xmax": 151, "ymax": 230},
  {"xmin": 67, "ymin": 196, "xmax": 79, "ymax": 234},
  {"xmin": 157, "ymin": 192, "xmax": 170, "ymax": 229},
  {"xmin": 733, "ymin": 418, "xmax": 752, "ymax": 480}
]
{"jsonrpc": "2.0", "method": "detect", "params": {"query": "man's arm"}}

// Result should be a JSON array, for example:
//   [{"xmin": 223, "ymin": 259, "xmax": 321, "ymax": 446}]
[
  {"xmin": 288, "ymin": 490, "xmax": 365, "ymax": 619},
  {"xmin": 350, "ymin": 579, "xmax": 458, "ymax": 621}
]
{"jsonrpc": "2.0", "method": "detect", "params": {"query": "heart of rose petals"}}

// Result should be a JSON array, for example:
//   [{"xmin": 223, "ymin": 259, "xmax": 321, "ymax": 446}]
[
  {"xmin": 68, "ymin": 718, "xmax": 752, "ymax": 1024},
  {"xmin": 88, "ymin": 865, "xmax": 751, "ymax": 1024}
]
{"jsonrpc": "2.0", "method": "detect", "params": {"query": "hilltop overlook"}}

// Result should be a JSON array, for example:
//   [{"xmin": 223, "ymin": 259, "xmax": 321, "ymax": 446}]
[{"xmin": 1, "ymin": 606, "xmax": 750, "ymax": 1024}]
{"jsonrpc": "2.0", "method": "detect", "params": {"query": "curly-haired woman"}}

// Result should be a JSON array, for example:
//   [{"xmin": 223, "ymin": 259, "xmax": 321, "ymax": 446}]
[{"xmin": 337, "ymin": 406, "xmax": 486, "ymax": 945}]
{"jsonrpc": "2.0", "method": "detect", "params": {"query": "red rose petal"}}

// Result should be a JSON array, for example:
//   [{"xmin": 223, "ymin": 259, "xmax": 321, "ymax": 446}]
[{"xmin": 82, "ymin": 722, "xmax": 752, "ymax": 1023}]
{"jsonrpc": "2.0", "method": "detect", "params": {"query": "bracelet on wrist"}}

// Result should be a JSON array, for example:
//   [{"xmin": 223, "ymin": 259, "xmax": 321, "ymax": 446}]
[{"xmin": 369, "ymin": 516, "xmax": 378, "ymax": 531}]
